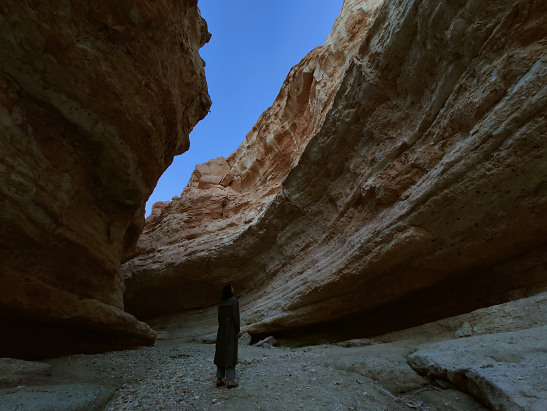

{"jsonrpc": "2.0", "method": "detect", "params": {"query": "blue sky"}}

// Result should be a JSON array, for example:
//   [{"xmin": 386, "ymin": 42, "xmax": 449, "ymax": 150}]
[{"xmin": 145, "ymin": 0, "xmax": 344, "ymax": 216}]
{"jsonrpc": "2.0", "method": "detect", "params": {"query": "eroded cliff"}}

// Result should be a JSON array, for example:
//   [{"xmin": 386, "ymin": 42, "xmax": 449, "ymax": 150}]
[
  {"xmin": 0, "ymin": 0, "xmax": 211, "ymax": 358},
  {"xmin": 124, "ymin": 0, "xmax": 547, "ymax": 341}
]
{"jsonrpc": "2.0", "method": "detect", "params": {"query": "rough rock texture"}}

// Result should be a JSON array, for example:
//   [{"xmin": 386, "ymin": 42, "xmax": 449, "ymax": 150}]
[
  {"xmin": 0, "ymin": 0, "xmax": 211, "ymax": 358},
  {"xmin": 124, "ymin": 0, "xmax": 547, "ymax": 340},
  {"xmin": 408, "ymin": 326, "xmax": 547, "ymax": 411},
  {"xmin": 123, "ymin": 0, "xmax": 384, "ymax": 316},
  {"xmin": 136, "ymin": 287, "xmax": 547, "ymax": 349}
]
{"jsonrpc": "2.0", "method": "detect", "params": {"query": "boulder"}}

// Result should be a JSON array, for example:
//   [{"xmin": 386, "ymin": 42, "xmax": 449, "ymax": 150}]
[
  {"xmin": 255, "ymin": 336, "xmax": 277, "ymax": 348},
  {"xmin": 238, "ymin": 332, "xmax": 252, "ymax": 346}
]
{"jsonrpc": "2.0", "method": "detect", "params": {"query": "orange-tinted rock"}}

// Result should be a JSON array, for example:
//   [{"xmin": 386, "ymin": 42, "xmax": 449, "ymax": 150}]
[
  {"xmin": 124, "ymin": 0, "xmax": 547, "ymax": 341},
  {"xmin": 0, "ymin": 0, "xmax": 210, "ymax": 358}
]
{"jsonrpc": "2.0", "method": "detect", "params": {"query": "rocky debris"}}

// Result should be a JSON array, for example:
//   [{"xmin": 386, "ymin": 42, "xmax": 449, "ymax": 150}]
[
  {"xmin": 0, "ymin": 340, "xmax": 493, "ymax": 411},
  {"xmin": 335, "ymin": 338, "xmax": 376, "ymax": 348},
  {"xmin": 408, "ymin": 326, "xmax": 547, "ymax": 411},
  {"xmin": 124, "ymin": 0, "xmax": 547, "ymax": 342},
  {"xmin": 0, "ymin": 384, "xmax": 115, "ymax": 411},
  {"xmin": 254, "ymin": 336, "xmax": 277, "ymax": 348},
  {"xmin": 238, "ymin": 333, "xmax": 252, "ymax": 346},
  {"xmin": 100, "ymin": 345, "xmax": 416, "ymax": 411},
  {"xmin": 0, "ymin": 0, "xmax": 210, "ymax": 358}
]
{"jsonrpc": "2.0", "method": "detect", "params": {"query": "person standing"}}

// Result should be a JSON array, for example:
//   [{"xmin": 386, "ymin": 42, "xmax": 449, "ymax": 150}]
[{"xmin": 214, "ymin": 284, "xmax": 242, "ymax": 388}]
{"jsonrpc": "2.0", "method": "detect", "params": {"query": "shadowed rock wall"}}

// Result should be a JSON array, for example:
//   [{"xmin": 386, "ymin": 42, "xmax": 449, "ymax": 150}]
[
  {"xmin": 0, "ymin": 0, "xmax": 211, "ymax": 358},
  {"xmin": 124, "ymin": 0, "xmax": 547, "ymax": 340}
]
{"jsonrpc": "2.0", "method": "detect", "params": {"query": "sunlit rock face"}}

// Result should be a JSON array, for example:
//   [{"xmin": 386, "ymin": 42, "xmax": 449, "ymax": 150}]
[
  {"xmin": 0, "ymin": 0, "xmax": 211, "ymax": 358},
  {"xmin": 124, "ymin": 0, "xmax": 547, "ymax": 340}
]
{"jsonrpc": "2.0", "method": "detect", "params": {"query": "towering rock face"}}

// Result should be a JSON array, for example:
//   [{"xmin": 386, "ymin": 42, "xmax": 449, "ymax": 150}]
[
  {"xmin": 124, "ymin": 0, "xmax": 384, "ymax": 316},
  {"xmin": 124, "ymin": 0, "xmax": 547, "ymax": 341},
  {"xmin": 0, "ymin": 0, "xmax": 211, "ymax": 358}
]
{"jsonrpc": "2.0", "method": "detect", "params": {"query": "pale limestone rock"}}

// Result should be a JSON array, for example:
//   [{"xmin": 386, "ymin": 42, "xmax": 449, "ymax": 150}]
[
  {"xmin": 0, "ymin": 384, "xmax": 116, "ymax": 411},
  {"xmin": 0, "ymin": 0, "xmax": 210, "ymax": 358},
  {"xmin": 408, "ymin": 326, "xmax": 547, "ymax": 411},
  {"xmin": 255, "ymin": 336, "xmax": 277, "ymax": 348},
  {"xmin": 124, "ymin": 0, "xmax": 547, "ymax": 344},
  {"xmin": 239, "ymin": 332, "xmax": 252, "ymax": 346}
]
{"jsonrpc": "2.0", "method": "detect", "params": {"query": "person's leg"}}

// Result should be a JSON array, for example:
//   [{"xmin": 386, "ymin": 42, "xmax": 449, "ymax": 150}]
[
  {"xmin": 216, "ymin": 366, "xmax": 226, "ymax": 386},
  {"xmin": 226, "ymin": 366, "xmax": 237, "ymax": 387}
]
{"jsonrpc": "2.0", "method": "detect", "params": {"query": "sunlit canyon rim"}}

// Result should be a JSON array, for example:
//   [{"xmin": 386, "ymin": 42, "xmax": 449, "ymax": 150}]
[{"xmin": 123, "ymin": 0, "xmax": 547, "ymax": 344}]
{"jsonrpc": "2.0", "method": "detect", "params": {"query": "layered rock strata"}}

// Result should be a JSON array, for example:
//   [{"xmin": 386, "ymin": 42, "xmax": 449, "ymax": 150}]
[
  {"xmin": 124, "ymin": 0, "xmax": 547, "ymax": 340},
  {"xmin": 0, "ymin": 0, "xmax": 211, "ymax": 358}
]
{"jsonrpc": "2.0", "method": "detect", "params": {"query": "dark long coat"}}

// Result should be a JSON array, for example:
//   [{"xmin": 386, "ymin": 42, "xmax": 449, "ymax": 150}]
[{"xmin": 214, "ymin": 296, "xmax": 240, "ymax": 367}]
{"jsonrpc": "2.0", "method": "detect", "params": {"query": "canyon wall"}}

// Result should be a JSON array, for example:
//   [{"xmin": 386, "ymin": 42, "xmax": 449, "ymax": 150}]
[
  {"xmin": 124, "ymin": 0, "xmax": 547, "ymax": 341},
  {"xmin": 0, "ymin": 0, "xmax": 211, "ymax": 358}
]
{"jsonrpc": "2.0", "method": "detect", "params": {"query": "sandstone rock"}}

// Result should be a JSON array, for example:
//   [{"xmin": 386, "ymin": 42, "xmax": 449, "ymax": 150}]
[
  {"xmin": 150, "ymin": 201, "xmax": 172, "ymax": 217},
  {"xmin": 124, "ymin": 0, "xmax": 547, "ymax": 343},
  {"xmin": 238, "ymin": 332, "xmax": 252, "ymax": 346},
  {"xmin": 255, "ymin": 336, "xmax": 277, "ymax": 347},
  {"xmin": 187, "ymin": 157, "xmax": 232, "ymax": 190},
  {"xmin": 123, "ymin": 0, "xmax": 385, "ymax": 318},
  {"xmin": 0, "ymin": 0, "xmax": 211, "ymax": 358},
  {"xmin": 408, "ymin": 326, "xmax": 547, "ymax": 411}
]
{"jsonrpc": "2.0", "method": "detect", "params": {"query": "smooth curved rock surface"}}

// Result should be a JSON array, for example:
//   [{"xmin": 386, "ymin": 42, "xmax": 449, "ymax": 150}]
[
  {"xmin": 0, "ymin": 0, "xmax": 211, "ymax": 358},
  {"xmin": 408, "ymin": 326, "xmax": 547, "ymax": 411},
  {"xmin": 0, "ymin": 384, "xmax": 115, "ymax": 411},
  {"xmin": 124, "ymin": 0, "xmax": 547, "ymax": 339}
]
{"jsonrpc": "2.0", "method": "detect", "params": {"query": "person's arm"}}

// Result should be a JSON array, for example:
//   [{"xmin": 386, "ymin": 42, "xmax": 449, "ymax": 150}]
[{"xmin": 233, "ymin": 299, "xmax": 241, "ymax": 337}]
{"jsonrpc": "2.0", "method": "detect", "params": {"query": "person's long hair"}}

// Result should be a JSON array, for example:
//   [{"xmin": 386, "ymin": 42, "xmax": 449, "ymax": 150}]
[{"xmin": 221, "ymin": 284, "xmax": 233, "ymax": 301}]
